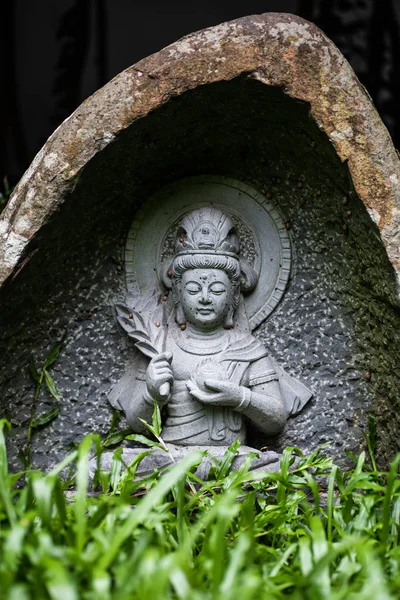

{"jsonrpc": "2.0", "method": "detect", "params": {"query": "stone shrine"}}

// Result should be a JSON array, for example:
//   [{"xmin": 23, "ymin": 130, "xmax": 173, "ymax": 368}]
[
  {"xmin": 0, "ymin": 13, "xmax": 400, "ymax": 471},
  {"xmin": 109, "ymin": 195, "xmax": 311, "ymax": 474}
]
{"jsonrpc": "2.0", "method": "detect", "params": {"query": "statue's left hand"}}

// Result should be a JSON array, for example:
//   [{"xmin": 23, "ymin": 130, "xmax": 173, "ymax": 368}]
[{"xmin": 187, "ymin": 378, "xmax": 244, "ymax": 408}]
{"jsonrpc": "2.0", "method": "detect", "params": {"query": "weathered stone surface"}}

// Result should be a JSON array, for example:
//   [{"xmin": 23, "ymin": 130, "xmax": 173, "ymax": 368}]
[
  {"xmin": 1, "ymin": 13, "xmax": 400, "ymax": 290},
  {"xmin": 0, "ymin": 13, "xmax": 399, "ymax": 471}
]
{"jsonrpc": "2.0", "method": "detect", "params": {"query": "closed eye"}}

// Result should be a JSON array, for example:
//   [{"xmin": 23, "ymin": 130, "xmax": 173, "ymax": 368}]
[
  {"xmin": 209, "ymin": 286, "xmax": 226, "ymax": 295},
  {"xmin": 185, "ymin": 284, "xmax": 202, "ymax": 294}
]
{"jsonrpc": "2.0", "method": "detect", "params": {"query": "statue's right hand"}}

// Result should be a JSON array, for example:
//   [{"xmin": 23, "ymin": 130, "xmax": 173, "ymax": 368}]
[{"xmin": 146, "ymin": 351, "xmax": 173, "ymax": 404}]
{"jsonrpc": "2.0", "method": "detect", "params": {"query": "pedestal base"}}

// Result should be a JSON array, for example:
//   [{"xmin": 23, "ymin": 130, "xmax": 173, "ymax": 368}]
[{"xmin": 90, "ymin": 444, "xmax": 281, "ymax": 481}]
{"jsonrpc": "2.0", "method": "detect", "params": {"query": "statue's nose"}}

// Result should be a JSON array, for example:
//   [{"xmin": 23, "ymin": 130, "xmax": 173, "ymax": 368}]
[{"xmin": 199, "ymin": 287, "xmax": 211, "ymax": 304}]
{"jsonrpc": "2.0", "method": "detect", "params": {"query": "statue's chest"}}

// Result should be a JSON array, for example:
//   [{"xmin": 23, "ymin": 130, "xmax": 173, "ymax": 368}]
[{"xmin": 166, "ymin": 336, "xmax": 226, "ymax": 381}]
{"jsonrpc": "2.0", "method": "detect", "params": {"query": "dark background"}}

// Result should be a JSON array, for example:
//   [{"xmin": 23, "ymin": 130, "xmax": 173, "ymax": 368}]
[{"xmin": 2, "ymin": 0, "xmax": 400, "ymax": 187}]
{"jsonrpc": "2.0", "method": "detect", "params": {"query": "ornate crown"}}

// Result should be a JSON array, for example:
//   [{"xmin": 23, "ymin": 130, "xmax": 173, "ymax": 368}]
[
  {"xmin": 174, "ymin": 207, "xmax": 240, "ymax": 258},
  {"xmin": 160, "ymin": 207, "xmax": 258, "ymax": 293}
]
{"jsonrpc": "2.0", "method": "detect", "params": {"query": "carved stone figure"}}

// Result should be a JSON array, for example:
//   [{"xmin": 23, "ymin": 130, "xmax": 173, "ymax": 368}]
[{"xmin": 110, "ymin": 205, "xmax": 312, "ymax": 475}]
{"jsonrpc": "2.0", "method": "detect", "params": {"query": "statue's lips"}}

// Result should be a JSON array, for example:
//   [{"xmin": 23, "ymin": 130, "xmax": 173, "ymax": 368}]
[{"xmin": 197, "ymin": 308, "xmax": 214, "ymax": 315}]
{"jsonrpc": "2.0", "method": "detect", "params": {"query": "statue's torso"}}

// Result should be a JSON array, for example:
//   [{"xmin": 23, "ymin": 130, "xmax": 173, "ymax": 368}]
[{"xmin": 162, "ymin": 329, "xmax": 247, "ymax": 446}]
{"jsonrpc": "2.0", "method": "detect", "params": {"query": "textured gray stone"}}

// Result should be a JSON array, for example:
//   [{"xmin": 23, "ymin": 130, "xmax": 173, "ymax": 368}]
[
  {"xmin": 1, "ymin": 12, "xmax": 400, "ymax": 289},
  {"xmin": 0, "ymin": 13, "xmax": 399, "ymax": 471},
  {"xmin": 109, "ymin": 203, "xmax": 310, "ymax": 475},
  {"xmin": 124, "ymin": 177, "xmax": 292, "ymax": 328}
]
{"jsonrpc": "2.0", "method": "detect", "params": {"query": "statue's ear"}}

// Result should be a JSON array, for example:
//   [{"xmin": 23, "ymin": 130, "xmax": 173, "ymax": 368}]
[
  {"xmin": 224, "ymin": 283, "xmax": 240, "ymax": 329},
  {"xmin": 233, "ymin": 282, "xmax": 241, "ymax": 306},
  {"xmin": 224, "ymin": 305, "xmax": 235, "ymax": 329},
  {"xmin": 175, "ymin": 302, "xmax": 186, "ymax": 325},
  {"xmin": 159, "ymin": 258, "xmax": 173, "ymax": 290},
  {"xmin": 240, "ymin": 258, "xmax": 259, "ymax": 293},
  {"xmin": 171, "ymin": 279, "xmax": 186, "ymax": 325}
]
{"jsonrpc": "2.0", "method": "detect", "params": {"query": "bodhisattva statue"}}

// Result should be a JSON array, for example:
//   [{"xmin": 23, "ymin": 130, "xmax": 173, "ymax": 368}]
[{"xmin": 110, "ymin": 207, "xmax": 311, "ymax": 475}]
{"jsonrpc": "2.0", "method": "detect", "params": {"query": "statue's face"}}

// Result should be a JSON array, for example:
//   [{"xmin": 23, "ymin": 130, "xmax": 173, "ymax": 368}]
[{"xmin": 180, "ymin": 269, "xmax": 233, "ymax": 331}]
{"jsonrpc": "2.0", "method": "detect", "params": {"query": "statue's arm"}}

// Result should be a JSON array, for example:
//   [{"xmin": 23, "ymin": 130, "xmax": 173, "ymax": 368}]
[
  {"xmin": 187, "ymin": 355, "xmax": 285, "ymax": 434},
  {"xmin": 125, "ymin": 367, "xmax": 157, "ymax": 435},
  {"xmin": 240, "ymin": 357, "xmax": 287, "ymax": 435},
  {"xmin": 109, "ymin": 356, "xmax": 156, "ymax": 435},
  {"xmin": 126, "ymin": 352, "xmax": 173, "ymax": 434}
]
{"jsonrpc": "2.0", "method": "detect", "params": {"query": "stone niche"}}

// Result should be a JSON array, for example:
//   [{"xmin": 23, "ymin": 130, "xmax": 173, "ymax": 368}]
[{"xmin": 1, "ymin": 13, "xmax": 400, "ymax": 471}]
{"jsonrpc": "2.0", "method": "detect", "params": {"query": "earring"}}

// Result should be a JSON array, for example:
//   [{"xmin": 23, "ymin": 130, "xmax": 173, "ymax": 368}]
[
  {"xmin": 175, "ymin": 303, "xmax": 186, "ymax": 325},
  {"xmin": 224, "ymin": 306, "xmax": 235, "ymax": 329}
]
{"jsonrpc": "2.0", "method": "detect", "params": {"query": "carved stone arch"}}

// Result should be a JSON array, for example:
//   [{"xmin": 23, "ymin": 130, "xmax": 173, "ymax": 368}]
[
  {"xmin": 0, "ymin": 12, "xmax": 399, "ymax": 290},
  {"xmin": 1, "ymin": 13, "xmax": 400, "ymax": 470}
]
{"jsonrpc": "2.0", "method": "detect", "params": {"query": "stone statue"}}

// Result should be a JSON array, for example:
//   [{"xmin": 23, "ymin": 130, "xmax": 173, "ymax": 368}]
[{"xmin": 110, "ymin": 207, "xmax": 312, "ymax": 475}]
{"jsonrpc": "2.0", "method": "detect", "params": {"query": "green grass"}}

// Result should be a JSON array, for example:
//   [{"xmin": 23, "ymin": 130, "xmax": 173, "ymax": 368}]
[{"xmin": 1, "ymin": 418, "xmax": 400, "ymax": 600}]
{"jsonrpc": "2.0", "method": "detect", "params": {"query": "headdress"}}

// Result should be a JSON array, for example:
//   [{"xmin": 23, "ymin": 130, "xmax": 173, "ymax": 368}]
[
  {"xmin": 160, "ymin": 207, "xmax": 258, "ymax": 293},
  {"xmin": 174, "ymin": 207, "xmax": 239, "ymax": 258}
]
